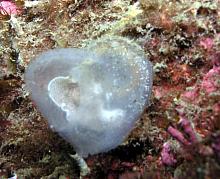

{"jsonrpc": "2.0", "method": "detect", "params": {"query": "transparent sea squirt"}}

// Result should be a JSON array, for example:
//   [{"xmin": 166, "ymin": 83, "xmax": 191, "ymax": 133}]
[{"xmin": 25, "ymin": 36, "xmax": 153, "ymax": 157}]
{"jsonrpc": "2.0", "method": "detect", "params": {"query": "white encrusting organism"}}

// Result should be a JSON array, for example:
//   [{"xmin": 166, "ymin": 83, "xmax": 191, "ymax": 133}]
[{"xmin": 25, "ymin": 36, "xmax": 153, "ymax": 157}]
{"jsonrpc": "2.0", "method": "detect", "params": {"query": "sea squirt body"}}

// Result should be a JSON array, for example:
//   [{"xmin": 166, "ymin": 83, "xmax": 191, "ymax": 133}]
[{"xmin": 25, "ymin": 36, "xmax": 153, "ymax": 157}]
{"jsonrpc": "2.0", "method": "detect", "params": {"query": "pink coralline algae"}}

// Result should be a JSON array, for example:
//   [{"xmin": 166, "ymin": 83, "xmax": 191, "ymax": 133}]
[
  {"xmin": 182, "ymin": 66, "xmax": 220, "ymax": 101},
  {"xmin": 204, "ymin": 52, "xmax": 220, "ymax": 94},
  {"xmin": 199, "ymin": 37, "xmax": 214, "ymax": 51},
  {"xmin": 201, "ymin": 66, "xmax": 220, "ymax": 93},
  {"xmin": 161, "ymin": 53, "xmax": 220, "ymax": 166},
  {"xmin": 179, "ymin": 117, "xmax": 198, "ymax": 143},
  {"xmin": 167, "ymin": 116, "xmax": 198, "ymax": 146},
  {"xmin": 167, "ymin": 126, "xmax": 190, "ymax": 146},
  {"xmin": 161, "ymin": 117, "xmax": 198, "ymax": 166},
  {"xmin": 161, "ymin": 142, "xmax": 177, "ymax": 166},
  {"xmin": 0, "ymin": 1, "xmax": 20, "ymax": 15},
  {"xmin": 181, "ymin": 88, "xmax": 199, "ymax": 102},
  {"xmin": 182, "ymin": 53, "xmax": 220, "ymax": 101}
]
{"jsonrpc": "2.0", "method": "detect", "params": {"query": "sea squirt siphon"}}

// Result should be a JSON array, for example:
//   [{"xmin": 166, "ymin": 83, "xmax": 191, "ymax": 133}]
[{"xmin": 25, "ymin": 36, "xmax": 153, "ymax": 157}]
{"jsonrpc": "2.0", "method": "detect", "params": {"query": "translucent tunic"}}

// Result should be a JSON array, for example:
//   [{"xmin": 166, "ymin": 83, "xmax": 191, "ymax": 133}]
[{"xmin": 25, "ymin": 36, "xmax": 153, "ymax": 157}]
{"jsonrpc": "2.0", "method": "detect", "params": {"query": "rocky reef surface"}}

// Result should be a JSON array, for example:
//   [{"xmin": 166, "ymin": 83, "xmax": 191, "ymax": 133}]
[{"xmin": 0, "ymin": 0, "xmax": 219, "ymax": 178}]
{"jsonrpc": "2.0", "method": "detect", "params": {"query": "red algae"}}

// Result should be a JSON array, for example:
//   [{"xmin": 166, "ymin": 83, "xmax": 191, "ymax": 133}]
[{"xmin": 0, "ymin": 1, "xmax": 21, "ymax": 15}]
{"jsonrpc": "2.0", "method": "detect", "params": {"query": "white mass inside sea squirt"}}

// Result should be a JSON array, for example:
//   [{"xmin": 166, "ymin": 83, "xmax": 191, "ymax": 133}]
[{"xmin": 25, "ymin": 36, "xmax": 153, "ymax": 157}]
